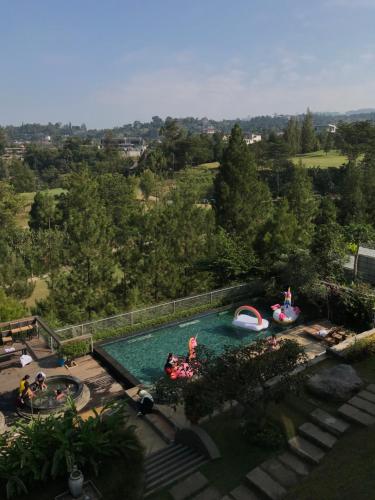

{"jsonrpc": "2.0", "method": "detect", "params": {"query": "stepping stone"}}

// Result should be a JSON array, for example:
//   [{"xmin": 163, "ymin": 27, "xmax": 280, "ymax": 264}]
[
  {"xmin": 191, "ymin": 486, "xmax": 221, "ymax": 500},
  {"xmin": 310, "ymin": 408, "xmax": 350, "ymax": 436},
  {"xmin": 230, "ymin": 484, "xmax": 261, "ymax": 500},
  {"xmin": 260, "ymin": 458, "xmax": 299, "ymax": 488},
  {"xmin": 358, "ymin": 390, "xmax": 375, "ymax": 404},
  {"xmin": 348, "ymin": 396, "xmax": 375, "ymax": 416},
  {"xmin": 298, "ymin": 422, "xmax": 337, "ymax": 449},
  {"xmin": 338, "ymin": 403, "xmax": 375, "ymax": 426},
  {"xmin": 288, "ymin": 436, "xmax": 325, "ymax": 465},
  {"xmin": 366, "ymin": 384, "xmax": 375, "ymax": 394},
  {"xmin": 246, "ymin": 467, "xmax": 286, "ymax": 500},
  {"xmin": 170, "ymin": 471, "xmax": 208, "ymax": 500},
  {"xmin": 278, "ymin": 451, "xmax": 310, "ymax": 477}
]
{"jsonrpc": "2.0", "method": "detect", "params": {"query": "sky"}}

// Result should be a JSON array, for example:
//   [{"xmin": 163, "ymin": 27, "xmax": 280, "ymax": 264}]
[{"xmin": 1, "ymin": 0, "xmax": 375, "ymax": 128}]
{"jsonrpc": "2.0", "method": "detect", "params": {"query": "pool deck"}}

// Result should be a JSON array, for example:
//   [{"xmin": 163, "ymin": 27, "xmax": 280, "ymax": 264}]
[{"xmin": 0, "ymin": 337, "xmax": 166, "ymax": 456}]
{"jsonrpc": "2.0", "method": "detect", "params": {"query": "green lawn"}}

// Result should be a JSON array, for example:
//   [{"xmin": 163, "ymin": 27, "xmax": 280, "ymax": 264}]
[
  {"xmin": 16, "ymin": 187, "xmax": 66, "ymax": 228},
  {"xmin": 291, "ymin": 150, "xmax": 347, "ymax": 169}
]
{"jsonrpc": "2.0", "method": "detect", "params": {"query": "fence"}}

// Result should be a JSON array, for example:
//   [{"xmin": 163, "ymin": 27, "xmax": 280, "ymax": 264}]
[{"xmin": 54, "ymin": 282, "xmax": 262, "ymax": 341}]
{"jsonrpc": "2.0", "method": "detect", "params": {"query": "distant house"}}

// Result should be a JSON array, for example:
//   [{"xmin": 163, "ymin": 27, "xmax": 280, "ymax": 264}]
[
  {"xmin": 202, "ymin": 126, "xmax": 216, "ymax": 135},
  {"xmin": 315, "ymin": 123, "xmax": 337, "ymax": 134},
  {"xmin": 222, "ymin": 133, "xmax": 262, "ymax": 144},
  {"xmin": 1, "ymin": 143, "xmax": 26, "ymax": 162},
  {"xmin": 244, "ymin": 133, "xmax": 262, "ymax": 145},
  {"xmin": 100, "ymin": 136, "xmax": 146, "ymax": 158}
]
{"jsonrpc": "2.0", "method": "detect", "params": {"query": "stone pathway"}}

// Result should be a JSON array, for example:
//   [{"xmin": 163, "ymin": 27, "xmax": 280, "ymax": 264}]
[{"xmin": 166, "ymin": 384, "xmax": 375, "ymax": 500}]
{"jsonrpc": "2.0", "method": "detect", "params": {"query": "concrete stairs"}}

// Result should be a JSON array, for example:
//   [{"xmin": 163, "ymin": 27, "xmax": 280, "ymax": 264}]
[
  {"xmin": 144, "ymin": 444, "xmax": 208, "ymax": 497},
  {"xmin": 229, "ymin": 407, "xmax": 349, "ymax": 499},
  {"xmin": 166, "ymin": 384, "xmax": 375, "ymax": 500}
]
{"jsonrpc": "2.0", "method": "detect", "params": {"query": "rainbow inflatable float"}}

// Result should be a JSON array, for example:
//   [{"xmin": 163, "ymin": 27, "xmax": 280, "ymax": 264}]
[
  {"xmin": 232, "ymin": 305, "xmax": 269, "ymax": 331},
  {"xmin": 271, "ymin": 287, "xmax": 301, "ymax": 325}
]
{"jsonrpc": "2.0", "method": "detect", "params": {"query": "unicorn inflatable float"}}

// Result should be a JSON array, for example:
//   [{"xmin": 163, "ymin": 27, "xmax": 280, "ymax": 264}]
[
  {"xmin": 232, "ymin": 305, "xmax": 269, "ymax": 331},
  {"xmin": 271, "ymin": 287, "xmax": 301, "ymax": 325}
]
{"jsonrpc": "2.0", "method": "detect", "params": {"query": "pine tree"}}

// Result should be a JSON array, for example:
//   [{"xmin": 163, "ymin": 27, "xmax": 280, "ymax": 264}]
[
  {"xmin": 339, "ymin": 162, "xmax": 365, "ymax": 224},
  {"xmin": 284, "ymin": 117, "xmax": 301, "ymax": 155},
  {"xmin": 29, "ymin": 192, "xmax": 55, "ymax": 230},
  {"xmin": 301, "ymin": 109, "xmax": 316, "ymax": 154},
  {"xmin": 48, "ymin": 169, "xmax": 117, "ymax": 322},
  {"xmin": 286, "ymin": 162, "xmax": 318, "ymax": 248},
  {"xmin": 214, "ymin": 124, "xmax": 271, "ymax": 244}
]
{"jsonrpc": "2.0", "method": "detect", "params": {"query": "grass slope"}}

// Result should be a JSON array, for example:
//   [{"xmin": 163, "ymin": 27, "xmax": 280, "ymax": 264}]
[{"xmin": 291, "ymin": 150, "xmax": 347, "ymax": 169}]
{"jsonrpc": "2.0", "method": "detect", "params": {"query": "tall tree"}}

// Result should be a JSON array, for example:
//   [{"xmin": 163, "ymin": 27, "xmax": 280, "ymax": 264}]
[
  {"xmin": 214, "ymin": 124, "xmax": 271, "ymax": 244},
  {"xmin": 29, "ymin": 192, "xmax": 56, "ymax": 230},
  {"xmin": 284, "ymin": 117, "xmax": 301, "ymax": 155},
  {"xmin": 47, "ymin": 169, "xmax": 117, "ymax": 322},
  {"xmin": 339, "ymin": 162, "xmax": 365, "ymax": 224},
  {"xmin": 286, "ymin": 162, "xmax": 318, "ymax": 248},
  {"xmin": 301, "ymin": 109, "xmax": 316, "ymax": 154}
]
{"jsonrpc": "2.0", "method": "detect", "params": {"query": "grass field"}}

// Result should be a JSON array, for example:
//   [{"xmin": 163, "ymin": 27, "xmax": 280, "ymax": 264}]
[
  {"xmin": 16, "ymin": 187, "xmax": 66, "ymax": 229},
  {"xmin": 24, "ymin": 276, "xmax": 49, "ymax": 309},
  {"xmin": 291, "ymin": 150, "xmax": 347, "ymax": 168}
]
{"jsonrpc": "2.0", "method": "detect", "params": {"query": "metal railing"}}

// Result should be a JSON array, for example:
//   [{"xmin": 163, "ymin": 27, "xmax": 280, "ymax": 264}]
[{"xmin": 54, "ymin": 282, "xmax": 261, "ymax": 341}]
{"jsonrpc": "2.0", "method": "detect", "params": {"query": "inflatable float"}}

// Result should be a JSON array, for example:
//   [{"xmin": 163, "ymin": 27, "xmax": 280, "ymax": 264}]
[
  {"xmin": 271, "ymin": 287, "xmax": 301, "ymax": 325},
  {"xmin": 165, "ymin": 337, "xmax": 197, "ymax": 380},
  {"xmin": 232, "ymin": 305, "xmax": 269, "ymax": 331}
]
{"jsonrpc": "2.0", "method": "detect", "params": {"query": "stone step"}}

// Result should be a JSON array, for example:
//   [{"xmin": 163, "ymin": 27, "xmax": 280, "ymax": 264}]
[
  {"xmin": 348, "ymin": 396, "xmax": 375, "ymax": 416},
  {"xmin": 230, "ymin": 484, "xmax": 262, "ymax": 500},
  {"xmin": 309, "ymin": 408, "xmax": 350, "ymax": 436},
  {"xmin": 260, "ymin": 458, "xmax": 299, "ymax": 488},
  {"xmin": 147, "ymin": 455, "xmax": 207, "ymax": 493},
  {"xmin": 146, "ymin": 448, "xmax": 199, "ymax": 478},
  {"xmin": 191, "ymin": 486, "xmax": 222, "ymax": 500},
  {"xmin": 358, "ymin": 390, "xmax": 375, "ymax": 404},
  {"xmin": 366, "ymin": 384, "xmax": 375, "ymax": 394},
  {"xmin": 288, "ymin": 436, "xmax": 325, "ymax": 465},
  {"xmin": 145, "ymin": 444, "xmax": 185, "ymax": 468},
  {"xmin": 169, "ymin": 471, "xmax": 209, "ymax": 500},
  {"xmin": 278, "ymin": 452, "xmax": 310, "ymax": 477},
  {"xmin": 246, "ymin": 467, "xmax": 287, "ymax": 500},
  {"xmin": 298, "ymin": 422, "xmax": 337, "ymax": 449},
  {"xmin": 338, "ymin": 403, "xmax": 375, "ymax": 426}
]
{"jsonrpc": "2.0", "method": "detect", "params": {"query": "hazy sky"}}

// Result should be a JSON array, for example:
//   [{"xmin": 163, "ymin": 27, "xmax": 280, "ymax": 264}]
[{"xmin": 1, "ymin": 0, "xmax": 375, "ymax": 127}]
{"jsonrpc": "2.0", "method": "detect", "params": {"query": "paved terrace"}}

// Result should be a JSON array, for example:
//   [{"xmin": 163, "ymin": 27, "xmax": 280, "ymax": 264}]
[{"xmin": 0, "ymin": 336, "xmax": 165, "ymax": 456}]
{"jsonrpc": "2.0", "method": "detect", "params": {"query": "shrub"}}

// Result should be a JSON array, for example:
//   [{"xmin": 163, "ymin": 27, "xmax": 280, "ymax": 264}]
[
  {"xmin": 0, "ymin": 401, "xmax": 144, "ymax": 499},
  {"xmin": 242, "ymin": 417, "xmax": 286, "ymax": 449},
  {"xmin": 59, "ymin": 339, "xmax": 91, "ymax": 359},
  {"xmin": 344, "ymin": 336, "xmax": 375, "ymax": 362}
]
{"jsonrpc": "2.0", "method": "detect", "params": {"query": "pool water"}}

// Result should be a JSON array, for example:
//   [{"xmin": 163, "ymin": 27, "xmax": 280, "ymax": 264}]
[{"xmin": 102, "ymin": 307, "xmax": 288, "ymax": 386}]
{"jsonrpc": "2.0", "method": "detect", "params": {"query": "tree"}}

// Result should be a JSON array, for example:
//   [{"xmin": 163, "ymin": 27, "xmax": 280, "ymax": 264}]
[
  {"xmin": 312, "ymin": 197, "xmax": 346, "ymax": 280},
  {"xmin": 0, "ymin": 288, "xmax": 26, "ymax": 322},
  {"xmin": 46, "ymin": 169, "xmax": 117, "ymax": 322},
  {"xmin": 335, "ymin": 121, "xmax": 375, "ymax": 163},
  {"xmin": 139, "ymin": 169, "xmax": 156, "ymax": 201},
  {"xmin": 29, "ymin": 192, "xmax": 55, "ymax": 230},
  {"xmin": 214, "ymin": 124, "xmax": 272, "ymax": 244},
  {"xmin": 284, "ymin": 117, "xmax": 301, "ymax": 155},
  {"xmin": 339, "ymin": 162, "xmax": 365, "ymax": 224},
  {"xmin": 285, "ymin": 162, "xmax": 318, "ymax": 248},
  {"xmin": 323, "ymin": 131, "xmax": 333, "ymax": 154},
  {"xmin": 301, "ymin": 109, "xmax": 316, "ymax": 154}
]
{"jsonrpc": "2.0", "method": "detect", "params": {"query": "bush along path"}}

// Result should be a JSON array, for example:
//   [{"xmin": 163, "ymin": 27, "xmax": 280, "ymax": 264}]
[{"xmin": 166, "ymin": 384, "xmax": 375, "ymax": 500}]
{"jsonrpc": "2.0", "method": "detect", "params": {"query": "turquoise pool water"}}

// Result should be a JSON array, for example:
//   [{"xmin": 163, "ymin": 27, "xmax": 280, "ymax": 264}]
[{"xmin": 102, "ymin": 307, "xmax": 288, "ymax": 385}]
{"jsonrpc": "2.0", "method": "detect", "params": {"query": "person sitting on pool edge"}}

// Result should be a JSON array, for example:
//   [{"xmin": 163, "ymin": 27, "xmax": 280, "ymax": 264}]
[{"xmin": 136, "ymin": 389, "xmax": 154, "ymax": 416}]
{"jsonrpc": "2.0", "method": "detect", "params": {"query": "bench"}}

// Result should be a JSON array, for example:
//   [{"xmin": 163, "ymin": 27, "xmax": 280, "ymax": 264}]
[{"xmin": 0, "ymin": 343, "xmax": 27, "ymax": 361}]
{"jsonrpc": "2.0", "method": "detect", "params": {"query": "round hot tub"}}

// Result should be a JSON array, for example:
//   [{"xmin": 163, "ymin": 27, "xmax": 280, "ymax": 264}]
[{"xmin": 24, "ymin": 375, "xmax": 89, "ymax": 414}]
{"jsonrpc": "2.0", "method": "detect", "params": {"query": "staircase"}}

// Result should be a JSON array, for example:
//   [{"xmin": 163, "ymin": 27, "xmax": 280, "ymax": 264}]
[{"xmin": 144, "ymin": 443, "xmax": 208, "ymax": 497}]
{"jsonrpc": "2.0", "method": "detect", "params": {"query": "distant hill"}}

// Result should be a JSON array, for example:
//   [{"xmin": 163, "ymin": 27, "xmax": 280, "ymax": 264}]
[{"xmin": 2, "ymin": 109, "xmax": 375, "ymax": 142}]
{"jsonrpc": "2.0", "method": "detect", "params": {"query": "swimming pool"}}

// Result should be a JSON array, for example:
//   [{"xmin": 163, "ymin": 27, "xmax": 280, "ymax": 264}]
[{"xmin": 99, "ymin": 306, "xmax": 288, "ymax": 386}]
